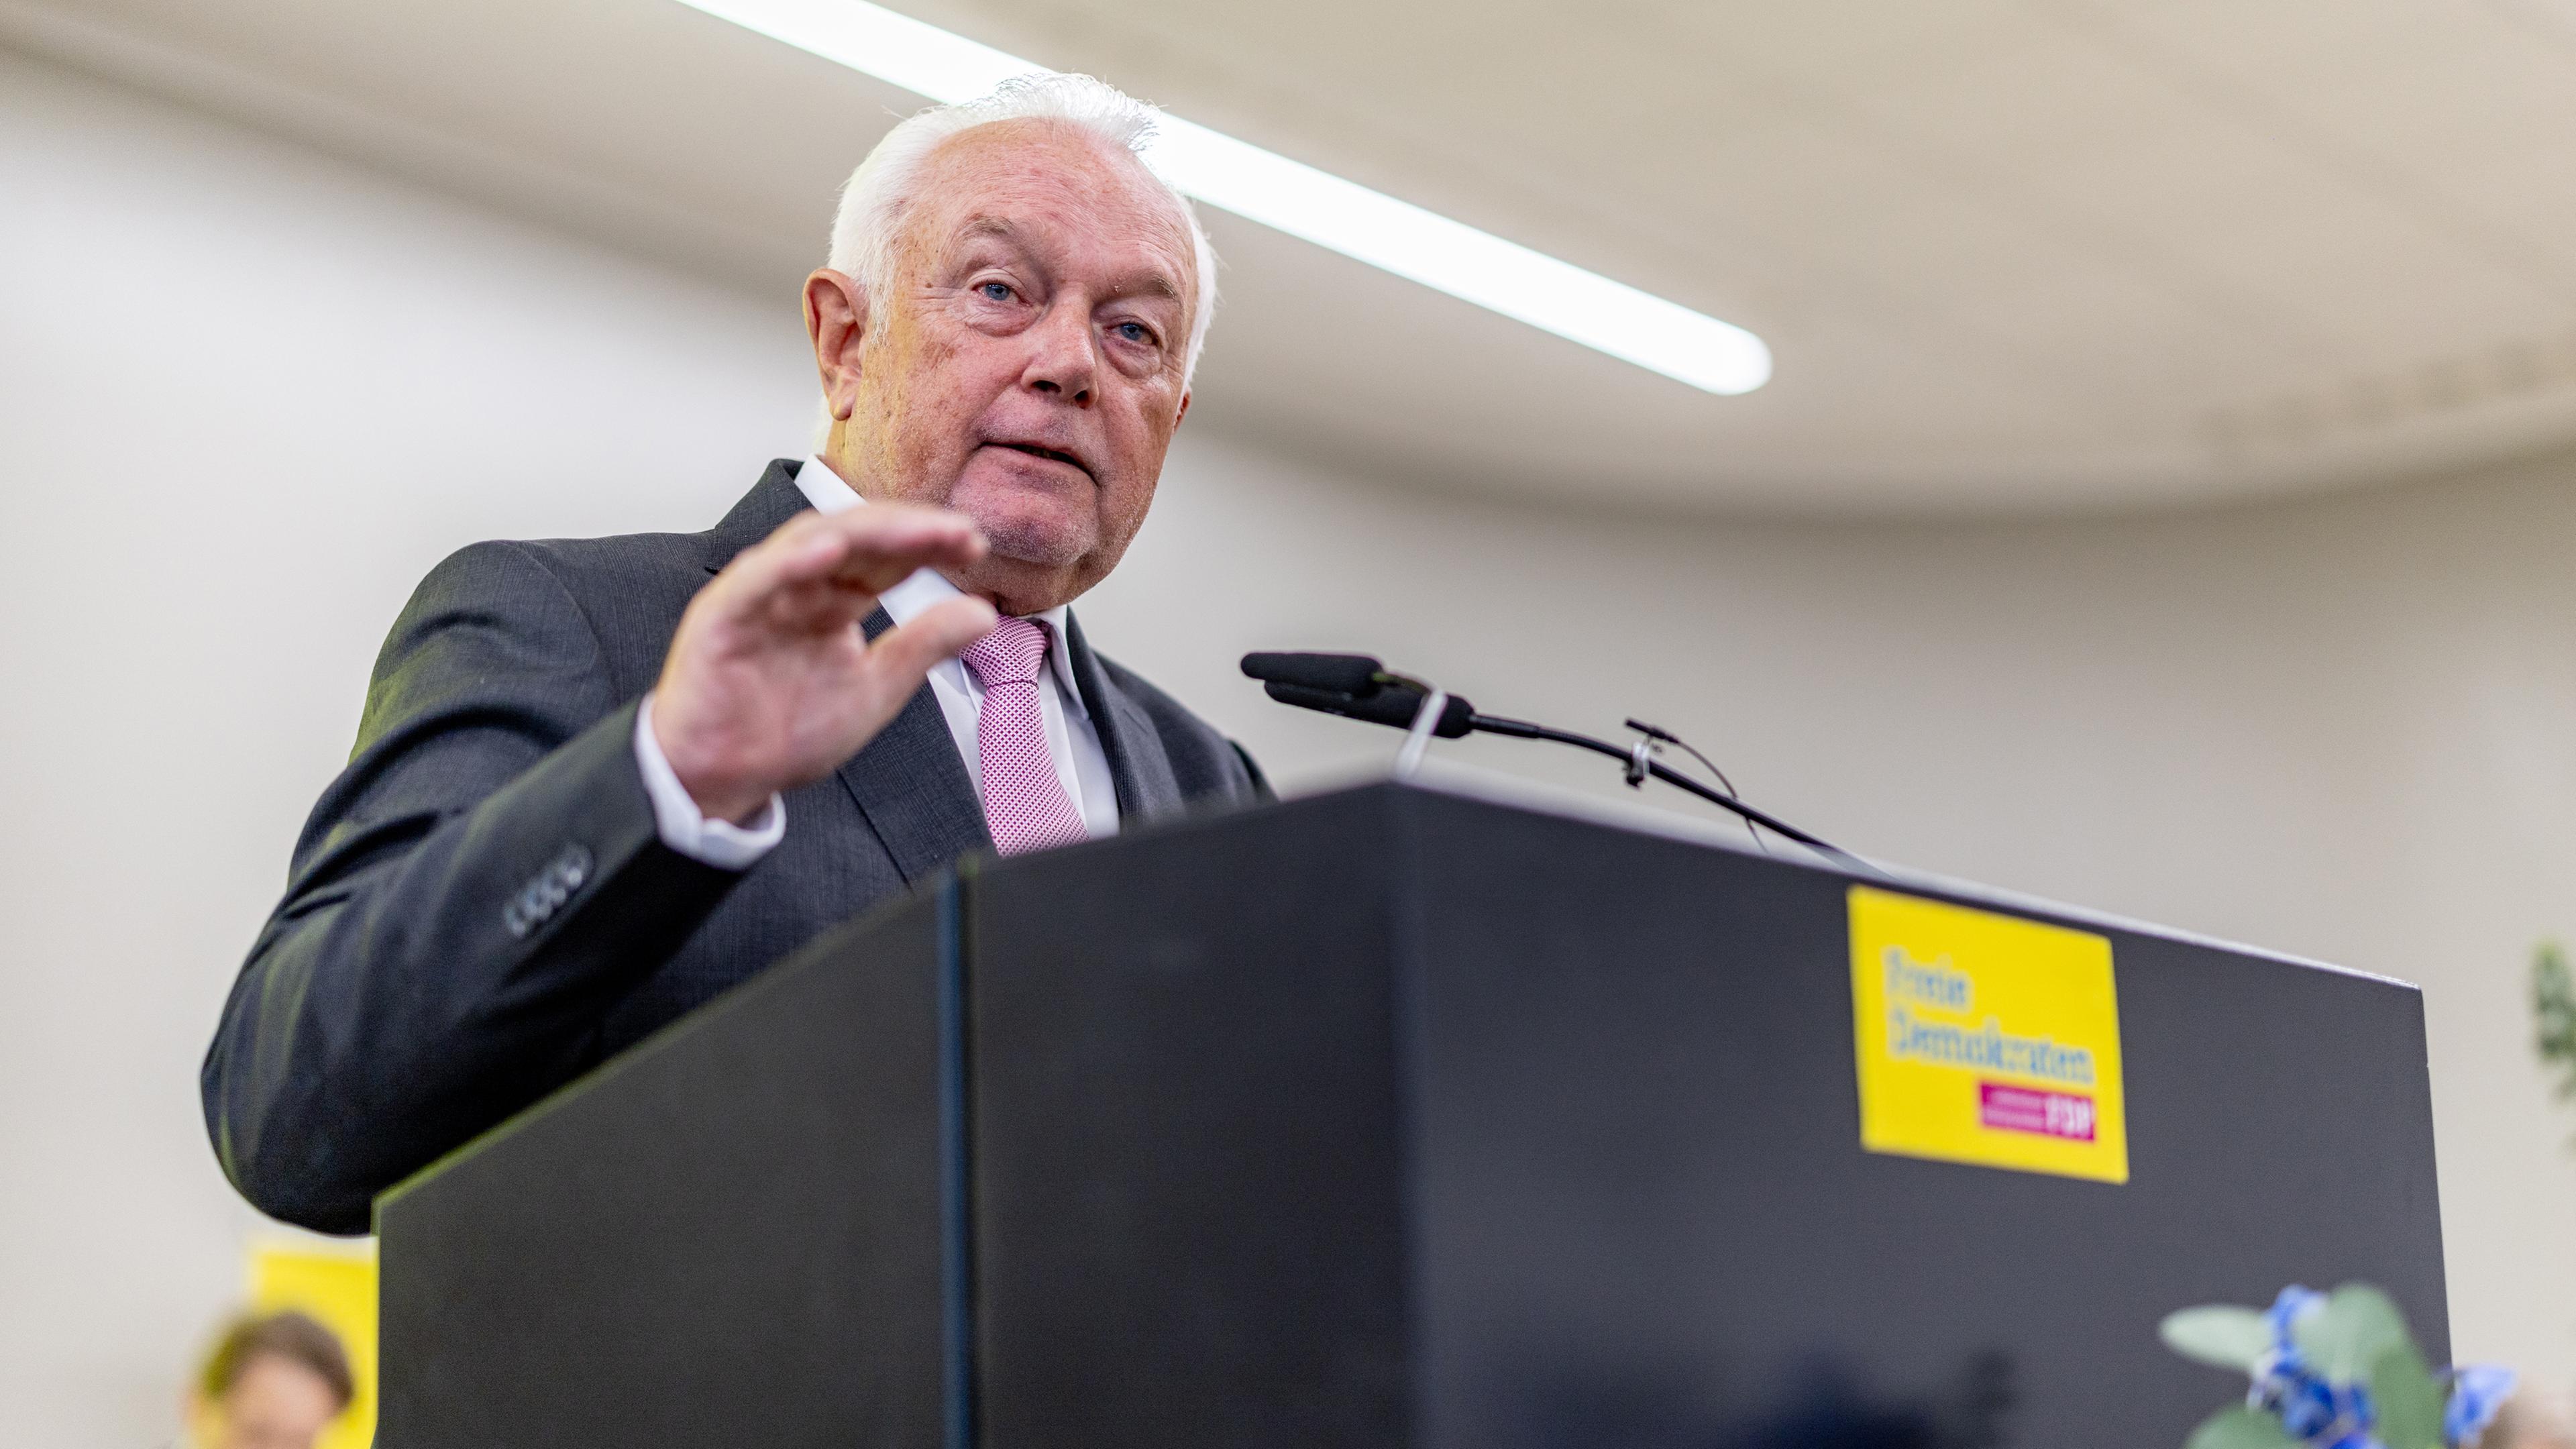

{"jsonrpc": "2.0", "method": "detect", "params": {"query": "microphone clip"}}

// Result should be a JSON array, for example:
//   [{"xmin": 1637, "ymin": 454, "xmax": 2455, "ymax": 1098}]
[
  {"xmin": 1624, "ymin": 735, "xmax": 1657, "ymax": 789},
  {"xmin": 1623, "ymin": 718, "xmax": 1678, "ymax": 789}
]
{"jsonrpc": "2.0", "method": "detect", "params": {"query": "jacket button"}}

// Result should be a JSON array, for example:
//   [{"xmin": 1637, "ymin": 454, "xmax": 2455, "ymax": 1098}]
[{"xmin": 504, "ymin": 844, "xmax": 593, "ymax": 939}]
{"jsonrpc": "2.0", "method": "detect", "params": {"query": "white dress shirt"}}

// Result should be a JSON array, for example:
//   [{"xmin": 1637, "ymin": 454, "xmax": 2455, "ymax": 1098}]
[{"xmin": 632, "ymin": 458, "xmax": 1119, "ymax": 867}]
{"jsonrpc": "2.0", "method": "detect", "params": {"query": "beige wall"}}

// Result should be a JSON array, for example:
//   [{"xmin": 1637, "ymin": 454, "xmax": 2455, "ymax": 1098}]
[
  {"xmin": 1100, "ymin": 427, "xmax": 2576, "ymax": 1389},
  {"xmin": 6, "ymin": 45, "xmax": 2574, "ymax": 1447}
]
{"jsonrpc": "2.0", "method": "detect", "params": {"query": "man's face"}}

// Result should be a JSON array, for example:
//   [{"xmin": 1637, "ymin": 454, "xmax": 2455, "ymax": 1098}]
[
  {"xmin": 817, "ymin": 119, "xmax": 1198, "ymax": 615},
  {"xmin": 186, "ymin": 1354, "xmax": 344, "ymax": 1449}
]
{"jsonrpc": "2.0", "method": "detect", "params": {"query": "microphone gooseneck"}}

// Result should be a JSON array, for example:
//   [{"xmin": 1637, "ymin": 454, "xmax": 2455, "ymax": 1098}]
[{"xmin": 1238, "ymin": 651, "xmax": 1876, "ymax": 875}]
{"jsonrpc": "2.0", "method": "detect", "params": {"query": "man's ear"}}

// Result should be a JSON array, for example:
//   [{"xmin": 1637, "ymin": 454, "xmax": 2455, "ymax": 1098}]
[
  {"xmin": 804, "ymin": 269, "xmax": 869, "ymax": 421},
  {"xmin": 1173, "ymin": 388, "xmax": 1191, "ymax": 429}
]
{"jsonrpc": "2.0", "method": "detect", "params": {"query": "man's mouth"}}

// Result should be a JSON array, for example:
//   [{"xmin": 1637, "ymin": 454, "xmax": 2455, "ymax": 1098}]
[{"xmin": 987, "ymin": 440, "xmax": 1092, "ymax": 479}]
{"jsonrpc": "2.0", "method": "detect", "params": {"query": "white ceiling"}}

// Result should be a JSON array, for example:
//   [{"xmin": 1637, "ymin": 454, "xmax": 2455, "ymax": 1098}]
[{"xmin": 11, "ymin": 0, "xmax": 2576, "ymax": 516}]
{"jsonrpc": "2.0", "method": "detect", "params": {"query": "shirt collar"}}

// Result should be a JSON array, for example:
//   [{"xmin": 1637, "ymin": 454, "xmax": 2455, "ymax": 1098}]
[{"xmin": 792, "ymin": 457, "xmax": 1087, "ymax": 710}]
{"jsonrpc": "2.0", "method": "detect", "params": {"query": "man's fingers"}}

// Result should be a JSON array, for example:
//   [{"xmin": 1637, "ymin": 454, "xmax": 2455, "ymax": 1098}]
[
  {"xmin": 862, "ymin": 594, "xmax": 1001, "ymax": 690},
  {"xmin": 699, "ymin": 512, "xmax": 845, "ymax": 618},
  {"xmin": 810, "ymin": 503, "xmax": 987, "ymax": 592},
  {"xmin": 716, "ymin": 505, "xmax": 987, "ymax": 617}
]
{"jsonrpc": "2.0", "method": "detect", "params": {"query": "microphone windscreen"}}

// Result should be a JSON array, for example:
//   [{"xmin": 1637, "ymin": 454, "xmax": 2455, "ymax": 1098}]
[
  {"xmin": 1261, "ymin": 680, "xmax": 1362, "ymax": 715},
  {"xmin": 1340, "ymin": 686, "xmax": 1477, "ymax": 738},
  {"xmin": 1240, "ymin": 651, "xmax": 1384, "ymax": 695},
  {"xmin": 1267, "ymin": 679, "xmax": 1476, "ymax": 739}
]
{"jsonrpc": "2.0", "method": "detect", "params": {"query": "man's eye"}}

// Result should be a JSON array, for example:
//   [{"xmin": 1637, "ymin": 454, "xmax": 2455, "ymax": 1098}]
[
  {"xmin": 977, "ymin": 281, "xmax": 1015, "ymax": 302},
  {"xmin": 1114, "ymin": 321, "xmax": 1157, "ymax": 344}
]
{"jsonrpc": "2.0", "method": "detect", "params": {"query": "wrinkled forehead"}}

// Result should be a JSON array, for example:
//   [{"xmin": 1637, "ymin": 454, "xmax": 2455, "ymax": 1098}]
[{"xmin": 898, "ymin": 119, "xmax": 1198, "ymax": 306}]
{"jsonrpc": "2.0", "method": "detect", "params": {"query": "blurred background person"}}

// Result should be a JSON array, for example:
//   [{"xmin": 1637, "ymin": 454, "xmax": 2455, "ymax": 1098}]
[
  {"xmin": 180, "ymin": 1311, "xmax": 352, "ymax": 1449},
  {"xmin": 2489, "ymin": 1387, "xmax": 2576, "ymax": 1449}
]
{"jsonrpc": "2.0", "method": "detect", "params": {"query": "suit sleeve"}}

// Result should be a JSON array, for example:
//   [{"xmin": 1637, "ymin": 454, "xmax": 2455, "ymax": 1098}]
[
  {"xmin": 203, "ymin": 541, "xmax": 744, "ymax": 1234},
  {"xmin": 1231, "ymin": 741, "xmax": 1276, "ymax": 804}
]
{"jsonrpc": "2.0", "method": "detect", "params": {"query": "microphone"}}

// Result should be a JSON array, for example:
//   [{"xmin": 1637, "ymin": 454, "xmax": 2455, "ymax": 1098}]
[
  {"xmin": 1240, "ymin": 652, "xmax": 1474, "ymax": 738},
  {"xmin": 1238, "ymin": 652, "xmax": 1383, "ymax": 696},
  {"xmin": 1238, "ymin": 649, "xmax": 1874, "ymax": 873}
]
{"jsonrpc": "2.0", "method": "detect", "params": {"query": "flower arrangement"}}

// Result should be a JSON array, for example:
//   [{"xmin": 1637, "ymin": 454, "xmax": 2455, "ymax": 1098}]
[{"xmin": 2161, "ymin": 1284, "xmax": 2514, "ymax": 1449}]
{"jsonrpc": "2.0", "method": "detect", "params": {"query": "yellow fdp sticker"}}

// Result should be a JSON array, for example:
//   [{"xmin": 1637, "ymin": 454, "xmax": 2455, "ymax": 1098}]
[{"xmin": 1848, "ymin": 886, "xmax": 2128, "ymax": 1183}]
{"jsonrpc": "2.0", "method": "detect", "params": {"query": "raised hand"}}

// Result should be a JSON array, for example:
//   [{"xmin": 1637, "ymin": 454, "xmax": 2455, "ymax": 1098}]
[{"xmin": 651, "ymin": 503, "xmax": 1000, "ymax": 822}]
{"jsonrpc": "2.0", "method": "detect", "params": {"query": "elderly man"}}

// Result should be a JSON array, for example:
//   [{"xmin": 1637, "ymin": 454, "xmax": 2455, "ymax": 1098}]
[{"xmin": 203, "ymin": 75, "xmax": 1267, "ymax": 1234}]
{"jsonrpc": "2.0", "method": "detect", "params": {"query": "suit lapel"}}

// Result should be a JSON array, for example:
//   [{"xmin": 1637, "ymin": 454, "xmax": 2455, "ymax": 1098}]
[
  {"xmin": 701, "ymin": 459, "xmax": 812, "ymax": 575},
  {"xmin": 836, "ymin": 606, "xmax": 992, "ymax": 883},
  {"xmin": 1065, "ymin": 612, "xmax": 1183, "ymax": 824}
]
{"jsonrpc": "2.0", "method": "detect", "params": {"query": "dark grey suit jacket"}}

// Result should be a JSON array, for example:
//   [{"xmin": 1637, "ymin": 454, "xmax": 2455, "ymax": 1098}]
[{"xmin": 203, "ymin": 460, "xmax": 1268, "ymax": 1234}]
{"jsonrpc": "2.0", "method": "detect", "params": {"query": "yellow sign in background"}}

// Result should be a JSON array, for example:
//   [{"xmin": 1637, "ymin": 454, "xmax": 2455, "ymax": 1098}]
[{"xmin": 1847, "ymin": 886, "xmax": 2128, "ymax": 1183}]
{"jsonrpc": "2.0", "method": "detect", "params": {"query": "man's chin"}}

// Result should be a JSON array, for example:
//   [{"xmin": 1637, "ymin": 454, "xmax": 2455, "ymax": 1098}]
[
  {"xmin": 972, "ymin": 510, "xmax": 1094, "ymax": 572},
  {"xmin": 947, "ymin": 470, "xmax": 1097, "ymax": 570},
  {"xmin": 940, "ymin": 465, "xmax": 1138, "ymax": 608},
  {"xmin": 953, "ymin": 550, "xmax": 1102, "ymax": 616}
]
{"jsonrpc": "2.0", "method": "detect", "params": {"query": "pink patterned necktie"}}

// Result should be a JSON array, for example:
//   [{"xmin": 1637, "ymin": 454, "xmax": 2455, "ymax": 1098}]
[{"xmin": 961, "ymin": 616, "xmax": 1089, "ymax": 856}]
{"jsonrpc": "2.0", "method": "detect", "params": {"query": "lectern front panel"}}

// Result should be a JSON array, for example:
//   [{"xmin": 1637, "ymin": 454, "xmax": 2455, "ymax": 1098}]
[
  {"xmin": 968, "ymin": 788, "xmax": 1413, "ymax": 1446},
  {"xmin": 376, "ymin": 892, "xmax": 949, "ymax": 1448},
  {"xmin": 1401, "ymin": 792, "xmax": 2442, "ymax": 1449}
]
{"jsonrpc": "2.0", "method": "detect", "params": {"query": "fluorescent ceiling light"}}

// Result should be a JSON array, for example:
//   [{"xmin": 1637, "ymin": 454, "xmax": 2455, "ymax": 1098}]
[{"xmin": 675, "ymin": 0, "xmax": 1772, "ymax": 394}]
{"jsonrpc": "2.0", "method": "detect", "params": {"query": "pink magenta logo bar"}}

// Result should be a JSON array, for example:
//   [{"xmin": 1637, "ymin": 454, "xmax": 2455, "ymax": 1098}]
[{"xmin": 1978, "ymin": 1081, "xmax": 2096, "ymax": 1141}]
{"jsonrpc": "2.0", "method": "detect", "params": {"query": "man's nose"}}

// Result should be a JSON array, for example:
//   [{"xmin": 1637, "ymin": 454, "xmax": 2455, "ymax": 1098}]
[{"xmin": 1022, "ymin": 303, "xmax": 1096, "ymax": 407}]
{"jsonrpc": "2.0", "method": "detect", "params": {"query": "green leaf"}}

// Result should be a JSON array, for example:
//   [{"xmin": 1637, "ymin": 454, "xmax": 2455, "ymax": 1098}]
[
  {"xmin": 2538, "ymin": 945, "xmax": 2576, "ymax": 1139},
  {"xmin": 2369, "ymin": 1340, "xmax": 2443, "ymax": 1449},
  {"xmin": 2294, "ymin": 1283, "xmax": 2412, "ymax": 1381},
  {"xmin": 2162, "ymin": 1306, "xmax": 2273, "ymax": 1371},
  {"xmin": 2188, "ymin": 1406, "xmax": 2300, "ymax": 1449}
]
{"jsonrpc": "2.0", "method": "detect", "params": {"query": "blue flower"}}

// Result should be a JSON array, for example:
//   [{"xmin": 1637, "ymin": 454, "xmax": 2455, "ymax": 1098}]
[
  {"xmin": 2268, "ymin": 1286, "xmax": 2327, "ymax": 1350},
  {"xmin": 2252, "ymin": 1366, "xmax": 2378, "ymax": 1449},
  {"xmin": 2443, "ymin": 1364, "xmax": 2516, "ymax": 1448},
  {"xmin": 2250, "ymin": 1287, "xmax": 2383, "ymax": 1449}
]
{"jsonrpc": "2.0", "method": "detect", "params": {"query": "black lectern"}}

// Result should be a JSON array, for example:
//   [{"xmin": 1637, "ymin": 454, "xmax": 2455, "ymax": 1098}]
[{"xmin": 376, "ymin": 780, "xmax": 2445, "ymax": 1449}]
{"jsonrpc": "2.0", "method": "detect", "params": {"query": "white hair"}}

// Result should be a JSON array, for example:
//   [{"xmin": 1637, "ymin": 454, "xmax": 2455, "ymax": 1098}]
[{"xmin": 824, "ymin": 73, "xmax": 1219, "ymax": 401}]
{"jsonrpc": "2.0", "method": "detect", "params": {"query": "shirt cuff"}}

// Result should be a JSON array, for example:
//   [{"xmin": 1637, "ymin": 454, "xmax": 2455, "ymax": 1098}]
[{"xmin": 633, "ymin": 693, "xmax": 785, "ymax": 870}]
